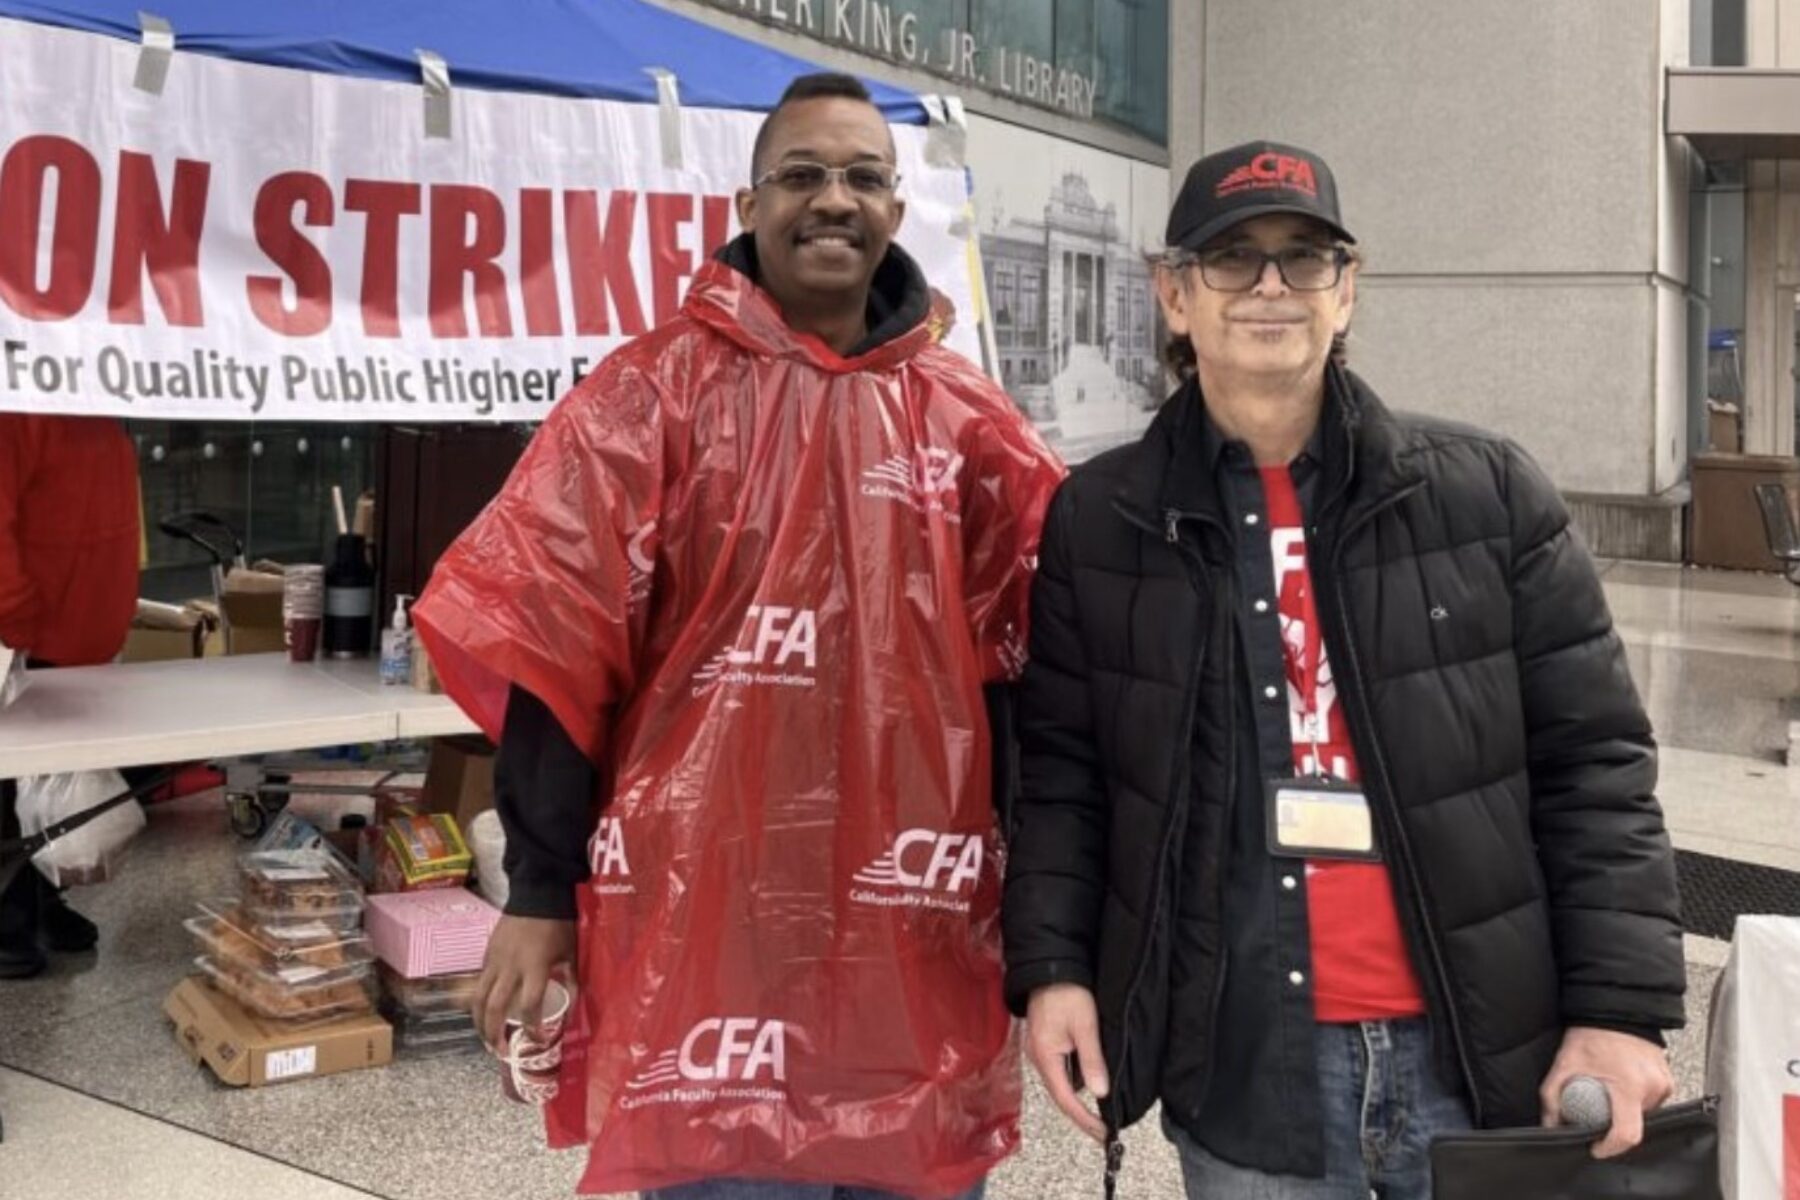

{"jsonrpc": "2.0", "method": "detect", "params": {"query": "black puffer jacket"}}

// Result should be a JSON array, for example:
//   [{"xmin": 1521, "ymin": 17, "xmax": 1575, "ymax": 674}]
[{"xmin": 1002, "ymin": 367, "xmax": 1685, "ymax": 1135}]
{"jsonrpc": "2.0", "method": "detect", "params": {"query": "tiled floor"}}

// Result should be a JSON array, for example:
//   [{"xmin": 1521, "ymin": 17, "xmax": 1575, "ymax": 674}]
[
  {"xmin": 0, "ymin": 1068, "xmax": 376, "ymax": 1200},
  {"xmin": 3, "ymin": 559, "xmax": 1797, "ymax": 1199}
]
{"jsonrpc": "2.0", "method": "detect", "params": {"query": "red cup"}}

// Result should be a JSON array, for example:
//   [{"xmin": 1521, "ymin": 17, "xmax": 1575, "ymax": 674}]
[
  {"xmin": 285, "ymin": 616, "xmax": 322, "ymax": 663},
  {"xmin": 495, "ymin": 977, "xmax": 572, "ymax": 1104}
]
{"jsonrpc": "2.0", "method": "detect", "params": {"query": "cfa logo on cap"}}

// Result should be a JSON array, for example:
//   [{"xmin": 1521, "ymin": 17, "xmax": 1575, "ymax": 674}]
[{"xmin": 1217, "ymin": 152, "xmax": 1319, "ymax": 200}]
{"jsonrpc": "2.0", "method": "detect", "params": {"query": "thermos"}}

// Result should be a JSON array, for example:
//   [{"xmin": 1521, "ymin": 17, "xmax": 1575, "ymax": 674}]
[{"xmin": 323, "ymin": 533, "xmax": 374, "ymax": 658}]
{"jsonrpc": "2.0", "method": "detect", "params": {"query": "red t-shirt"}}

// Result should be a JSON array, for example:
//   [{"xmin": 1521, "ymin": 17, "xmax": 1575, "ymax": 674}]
[
  {"xmin": 1261, "ymin": 466, "xmax": 1426, "ymax": 1023},
  {"xmin": 0, "ymin": 415, "xmax": 140, "ymax": 667}
]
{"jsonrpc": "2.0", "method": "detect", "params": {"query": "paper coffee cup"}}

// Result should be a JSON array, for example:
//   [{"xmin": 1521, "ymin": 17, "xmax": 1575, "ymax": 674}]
[{"xmin": 495, "ymin": 978, "xmax": 572, "ymax": 1105}]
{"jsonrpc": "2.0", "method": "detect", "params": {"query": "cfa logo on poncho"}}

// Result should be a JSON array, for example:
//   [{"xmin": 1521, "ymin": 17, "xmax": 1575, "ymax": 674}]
[
  {"xmin": 588, "ymin": 818, "xmax": 635, "ymax": 896},
  {"xmin": 626, "ymin": 520, "xmax": 656, "ymax": 607},
  {"xmin": 619, "ymin": 1018, "xmax": 791, "ymax": 1110},
  {"xmin": 860, "ymin": 447, "xmax": 964, "ymax": 522},
  {"xmin": 692, "ymin": 605, "xmax": 819, "ymax": 697},
  {"xmin": 850, "ymin": 829, "xmax": 983, "ymax": 915}
]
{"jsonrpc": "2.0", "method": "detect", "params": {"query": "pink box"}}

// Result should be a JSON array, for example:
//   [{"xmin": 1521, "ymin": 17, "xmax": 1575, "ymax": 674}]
[{"xmin": 365, "ymin": 889, "xmax": 500, "ymax": 979}]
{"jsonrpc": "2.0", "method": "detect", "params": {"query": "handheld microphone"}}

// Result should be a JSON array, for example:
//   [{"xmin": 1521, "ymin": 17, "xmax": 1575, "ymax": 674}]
[{"xmin": 1559, "ymin": 1075, "xmax": 1613, "ymax": 1130}]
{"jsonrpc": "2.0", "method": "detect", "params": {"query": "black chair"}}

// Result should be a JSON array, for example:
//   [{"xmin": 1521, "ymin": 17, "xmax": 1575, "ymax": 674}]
[{"xmin": 1752, "ymin": 482, "xmax": 1800, "ymax": 584}]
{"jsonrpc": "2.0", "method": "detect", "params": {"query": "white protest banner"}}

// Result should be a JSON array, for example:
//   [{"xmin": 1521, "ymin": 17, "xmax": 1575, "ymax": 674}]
[{"xmin": 0, "ymin": 17, "xmax": 981, "ymax": 422}]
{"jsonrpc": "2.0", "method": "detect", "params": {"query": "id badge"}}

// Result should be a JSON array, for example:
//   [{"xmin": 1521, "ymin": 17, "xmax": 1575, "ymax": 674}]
[{"xmin": 1265, "ymin": 776, "xmax": 1382, "ymax": 862}]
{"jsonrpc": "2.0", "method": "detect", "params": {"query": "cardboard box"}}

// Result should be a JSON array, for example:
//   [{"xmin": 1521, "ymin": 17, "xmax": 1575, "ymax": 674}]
[
  {"xmin": 422, "ymin": 736, "xmax": 496, "ymax": 830},
  {"xmin": 164, "ymin": 975, "xmax": 392, "ymax": 1087},
  {"xmin": 120, "ymin": 600, "xmax": 210, "ymax": 663},
  {"xmin": 366, "ymin": 889, "xmax": 499, "ymax": 978},
  {"xmin": 373, "ymin": 813, "xmax": 473, "ymax": 894},
  {"xmin": 220, "ymin": 567, "xmax": 286, "ymax": 655},
  {"xmin": 1707, "ymin": 400, "xmax": 1742, "ymax": 454}
]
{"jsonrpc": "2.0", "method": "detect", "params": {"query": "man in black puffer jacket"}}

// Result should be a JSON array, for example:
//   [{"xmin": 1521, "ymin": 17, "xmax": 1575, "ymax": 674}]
[{"xmin": 1002, "ymin": 141, "xmax": 1685, "ymax": 1200}]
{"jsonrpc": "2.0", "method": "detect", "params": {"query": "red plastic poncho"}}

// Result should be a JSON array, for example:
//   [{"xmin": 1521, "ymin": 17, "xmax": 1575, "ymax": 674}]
[{"xmin": 413, "ymin": 257, "xmax": 1065, "ymax": 1197}]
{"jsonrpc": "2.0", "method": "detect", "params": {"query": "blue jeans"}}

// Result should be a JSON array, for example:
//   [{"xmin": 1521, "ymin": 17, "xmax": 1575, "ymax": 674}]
[
  {"xmin": 1164, "ymin": 1019, "xmax": 1473, "ymax": 1200},
  {"xmin": 646, "ymin": 1180, "xmax": 985, "ymax": 1200}
]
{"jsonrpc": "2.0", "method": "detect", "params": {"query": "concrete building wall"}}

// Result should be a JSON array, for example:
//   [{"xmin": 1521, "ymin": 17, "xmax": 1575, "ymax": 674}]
[
  {"xmin": 1167, "ymin": 0, "xmax": 1203, "ymax": 194},
  {"xmin": 1658, "ymin": 281, "xmax": 1693, "ymax": 490},
  {"xmin": 1166, "ymin": 0, "xmax": 1683, "ymax": 500},
  {"xmin": 1351, "ymin": 283, "xmax": 1655, "ymax": 494},
  {"xmin": 1659, "ymin": 0, "xmax": 1696, "ymax": 493},
  {"xmin": 1746, "ymin": 0, "xmax": 1800, "ymax": 65}
]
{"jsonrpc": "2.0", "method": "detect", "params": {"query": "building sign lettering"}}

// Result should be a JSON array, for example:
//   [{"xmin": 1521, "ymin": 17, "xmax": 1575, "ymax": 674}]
[{"xmin": 695, "ymin": 0, "xmax": 1099, "ymax": 120}]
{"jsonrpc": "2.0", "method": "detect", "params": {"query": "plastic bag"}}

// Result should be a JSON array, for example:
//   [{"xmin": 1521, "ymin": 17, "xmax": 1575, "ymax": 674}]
[
  {"xmin": 468, "ymin": 809, "xmax": 509, "ymax": 910},
  {"xmin": 17, "ymin": 769, "xmax": 145, "ymax": 887},
  {"xmin": 0, "ymin": 642, "xmax": 27, "ymax": 710},
  {"xmin": 1706, "ymin": 915, "xmax": 1800, "ymax": 1199}
]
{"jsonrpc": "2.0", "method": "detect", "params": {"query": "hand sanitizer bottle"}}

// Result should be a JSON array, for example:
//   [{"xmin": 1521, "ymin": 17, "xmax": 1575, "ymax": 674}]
[{"xmin": 379, "ymin": 594, "xmax": 413, "ymax": 686}]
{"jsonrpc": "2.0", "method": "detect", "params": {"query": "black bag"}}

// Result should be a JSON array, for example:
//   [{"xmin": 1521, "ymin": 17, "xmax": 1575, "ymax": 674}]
[{"xmin": 1429, "ymin": 1097, "xmax": 1720, "ymax": 1200}]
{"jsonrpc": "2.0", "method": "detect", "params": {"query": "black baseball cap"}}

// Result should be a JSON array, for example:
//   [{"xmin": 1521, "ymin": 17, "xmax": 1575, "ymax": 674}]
[{"xmin": 1165, "ymin": 140, "xmax": 1355, "ymax": 250}]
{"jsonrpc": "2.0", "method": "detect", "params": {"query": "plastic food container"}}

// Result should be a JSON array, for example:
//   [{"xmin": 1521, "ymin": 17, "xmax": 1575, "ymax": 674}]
[
  {"xmin": 391, "ymin": 1019, "xmax": 484, "ymax": 1058},
  {"xmin": 243, "ymin": 896, "xmax": 365, "ymax": 935},
  {"xmin": 195, "ymin": 954, "xmax": 375, "ymax": 1022},
  {"xmin": 384, "ymin": 1002, "xmax": 484, "ymax": 1057},
  {"xmin": 187, "ymin": 906, "xmax": 375, "ymax": 976},
  {"xmin": 378, "ymin": 963, "xmax": 479, "ymax": 1016},
  {"xmin": 238, "ymin": 850, "xmax": 364, "ymax": 917}
]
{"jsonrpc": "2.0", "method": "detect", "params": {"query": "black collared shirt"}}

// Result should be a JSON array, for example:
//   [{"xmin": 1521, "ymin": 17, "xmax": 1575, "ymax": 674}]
[{"xmin": 1187, "ymin": 410, "xmax": 1338, "ymax": 1176}]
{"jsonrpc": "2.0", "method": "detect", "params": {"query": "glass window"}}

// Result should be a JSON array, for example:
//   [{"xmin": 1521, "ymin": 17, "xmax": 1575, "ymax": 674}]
[
  {"xmin": 992, "ymin": 262, "xmax": 1018, "ymax": 346},
  {"xmin": 1691, "ymin": 0, "xmax": 1746, "ymax": 66},
  {"xmin": 1092, "ymin": 0, "xmax": 1168, "ymax": 147},
  {"xmin": 133, "ymin": 420, "xmax": 374, "ymax": 602},
  {"xmin": 973, "ymin": 0, "xmax": 1055, "ymax": 63},
  {"xmin": 1054, "ymin": 0, "xmax": 1096, "ymax": 82},
  {"xmin": 1021, "ymin": 268, "xmax": 1042, "ymax": 336}
]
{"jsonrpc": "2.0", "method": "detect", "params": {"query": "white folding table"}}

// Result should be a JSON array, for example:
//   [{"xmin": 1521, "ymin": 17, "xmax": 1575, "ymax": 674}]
[{"xmin": 0, "ymin": 654, "xmax": 478, "ymax": 778}]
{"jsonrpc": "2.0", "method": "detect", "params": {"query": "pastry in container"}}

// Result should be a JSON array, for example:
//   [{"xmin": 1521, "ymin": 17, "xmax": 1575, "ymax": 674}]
[
  {"xmin": 238, "ymin": 849, "xmax": 364, "ymax": 917},
  {"xmin": 194, "ymin": 954, "xmax": 375, "ymax": 1022},
  {"xmin": 187, "ymin": 904, "xmax": 375, "ymax": 975}
]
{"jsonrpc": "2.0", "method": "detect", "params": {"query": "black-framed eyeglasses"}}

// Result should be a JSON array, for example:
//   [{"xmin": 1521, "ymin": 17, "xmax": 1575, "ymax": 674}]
[
  {"xmin": 754, "ymin": 160, "xmax": 901, "ymax": 196},
  {"xmin": 1171, "ymin": 245, "xmax": 1351, "ymax": 292}
]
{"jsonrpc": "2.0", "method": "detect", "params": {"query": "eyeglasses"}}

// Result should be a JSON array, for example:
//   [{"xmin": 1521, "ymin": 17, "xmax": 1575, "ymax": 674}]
[
  {"xmin": 1170, "ymin": 245, "xmax": 1351, "ymax": 292},
  {"xmin": 754, "ymin": 160, "xmax": 902, "ymax": 196}
]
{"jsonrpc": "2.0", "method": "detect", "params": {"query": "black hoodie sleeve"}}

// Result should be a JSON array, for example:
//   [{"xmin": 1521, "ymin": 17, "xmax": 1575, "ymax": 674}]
[{"xmin": 493, "ymin": 684, "xmax": 600, "ymax": 920}]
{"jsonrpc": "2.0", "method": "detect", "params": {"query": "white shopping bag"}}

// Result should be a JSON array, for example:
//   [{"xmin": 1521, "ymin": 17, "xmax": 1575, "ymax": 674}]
[
  {"xmin": 1705, "ymin": 914, "xmax": 1800, "ymax": 1199},
  {"xmin": 0, "ymin": 642, "xmax": 27, "ymax": 710},
  {"xmin": 16, "ymin": 769, "xmax": 145, "ymax": 887}
]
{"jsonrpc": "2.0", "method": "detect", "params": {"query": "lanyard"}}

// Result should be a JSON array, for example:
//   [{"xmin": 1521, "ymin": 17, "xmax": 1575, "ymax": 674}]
[
  {"xmin": 1259, "ymin": 463, "xmax": 1335, "ymax": 782},
  {"xmin": 1277, "ymin": 533, "xmax": 1333, "ymax": 782}
]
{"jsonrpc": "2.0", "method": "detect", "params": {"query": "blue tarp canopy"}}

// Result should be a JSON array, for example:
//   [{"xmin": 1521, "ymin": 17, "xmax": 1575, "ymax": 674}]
[{"xmin": 0, "ymin": 0, "xmax": 927, "ymax": 121}]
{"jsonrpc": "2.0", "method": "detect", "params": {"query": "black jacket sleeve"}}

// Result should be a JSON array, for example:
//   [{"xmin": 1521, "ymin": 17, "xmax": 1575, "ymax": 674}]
[
  {"xmin": 493, "ymin": 684, "xmax": 600, "ymax": 920},
  {"xmin": 1000, "ymin": 481, "xmax": 1110, "ymax": 1015},
  {"xmin": 1506, "ymin": 443, "xmax": 1686, "ymax": 1031},
  {"xmin": 985, "ymin": 681, "xmax": 1018, "ymax": 836}
]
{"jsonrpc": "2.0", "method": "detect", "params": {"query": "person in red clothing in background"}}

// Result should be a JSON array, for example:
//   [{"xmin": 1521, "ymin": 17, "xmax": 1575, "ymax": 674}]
[{"xmin": 0, "ymin": 413, "xmax": 141, "ymax": 979}]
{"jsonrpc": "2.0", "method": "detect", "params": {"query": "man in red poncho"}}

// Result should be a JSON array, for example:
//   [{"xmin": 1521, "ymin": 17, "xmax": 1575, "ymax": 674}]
[
  {"xmin": 0, "ymin": 414, "xmax": 141, "ymax": 979},
  {"xmin": 412, "ymin": 73, "xmax": 1064, "ymax": 1198}
]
